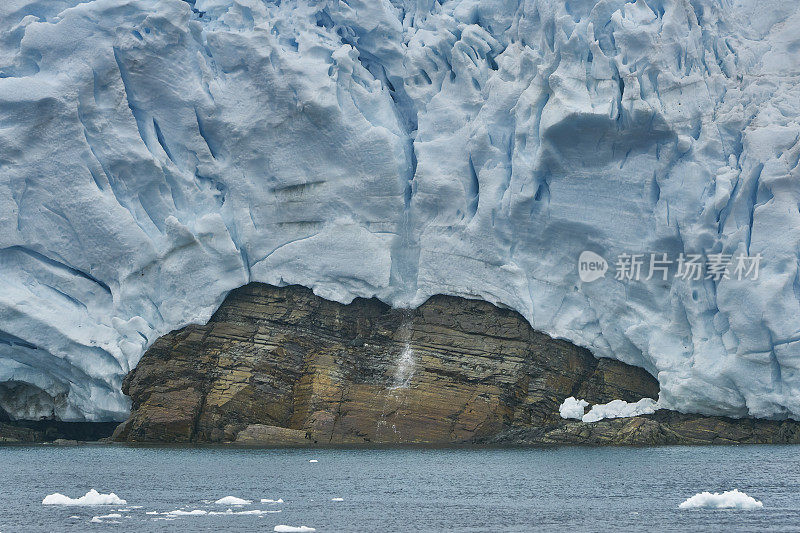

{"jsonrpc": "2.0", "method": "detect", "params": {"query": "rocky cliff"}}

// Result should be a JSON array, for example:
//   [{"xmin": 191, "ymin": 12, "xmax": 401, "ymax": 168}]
[{"xmin": 114, "ymin": 284, "xmax": 800, "ymax": 445}]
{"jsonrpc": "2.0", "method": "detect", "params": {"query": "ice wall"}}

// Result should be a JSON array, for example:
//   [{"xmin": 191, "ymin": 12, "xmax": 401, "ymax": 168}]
[{"xmin": 0, "ymin": 0, "xmax": 799, "ymax": 421}]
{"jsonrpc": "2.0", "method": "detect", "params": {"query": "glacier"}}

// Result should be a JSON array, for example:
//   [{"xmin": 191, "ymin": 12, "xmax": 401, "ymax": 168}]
[{"xmin": 0, "ymin": 0, "xmax": 799, "ymax": 421}]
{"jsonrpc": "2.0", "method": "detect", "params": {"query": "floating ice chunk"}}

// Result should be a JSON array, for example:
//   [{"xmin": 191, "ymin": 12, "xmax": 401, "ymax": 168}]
[
  {"xmin": 90, "ymin": 513, "xmax": 122, "ymax": 523},
  {"xmin": 214, "ymin": 496, "xmax": 252, "ymax": 505},
  {"xmin": 261, "ymin": 498, "xmax": 284, "ymax": 503},
  {"xmin": 308, "ymin": 460, "xmax": 318, "ymax": 463},
  {"xmin": 42, "ymin": 489, "xmax": 126, "ymax": 506},
  {"xmin": 559, "ymin": 397, "xmax": 589, "ymax": 420},
  {"xmin": 209, "ymin": 509, "xmax": 281, "ymax": 516},
  {"xmin": 145, "ymin": 511, "xmax": 159, "ymax": 515},
  {"xmin": 274, "ymin": 526, "xmax": 316, "ymax": 532},
  {"xmin": 167, "ymin": 509, "xmax": 207, "ymax": 516},
  {"xmin": 581, "ymin": 398, "xmax": 660, "ymax": 423},
  {"xmin": 679, "ymin": 490, "xmax": 763, "ymax": 510},
  {"xmin": 331, "ymin": 497, "xmax": 344, "ymax": 502}
]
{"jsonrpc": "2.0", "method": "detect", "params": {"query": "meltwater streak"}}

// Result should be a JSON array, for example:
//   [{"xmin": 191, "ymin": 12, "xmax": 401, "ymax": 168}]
[{"xmin": 391, "ymin": 312, "xmax": 416, "ymax": 390}]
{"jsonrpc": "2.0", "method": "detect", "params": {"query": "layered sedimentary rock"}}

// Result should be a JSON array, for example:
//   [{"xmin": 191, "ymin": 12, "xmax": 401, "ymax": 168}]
[
  {"xmin": 0, "ymin": 405, "xmax": 116, "ymax": 442},
  {"xmin": 116, "ymin": 283, "xmax": 800, "ymax": 445},
  {"xmin": 486, "ymin": 411, "xmax": 800, "ymax": 446},
  {"xmin": 115, "ymin": 283, "xmax": 659, "ymax": 443}
]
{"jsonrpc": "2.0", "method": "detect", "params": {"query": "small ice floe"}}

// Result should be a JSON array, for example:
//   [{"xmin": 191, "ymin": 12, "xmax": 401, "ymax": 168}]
[
  {"xmin": 274, "ymin": 526, "xmax": 316, "ymax": 532},
  {"xmin": 145, "ymin": 511, "xmax": 159, "ymax": 515},
  {"xmin": 331, "ymin": 498, "xmax": 344, "ymax": 502},
  {"xmin": 214, "ymin": 496, "xmax": 252, "ymax": 505},
  {"xmin": 90, "ymin": 513, "xmax": 122, "ymax": 523},
  {"xmin": 42, "ymin": 489, "xmax": 126, "ymax": 506},
  {"xmin": 166, "ymin": 509, "xmax": 208, "ymax": 516},
  {"xmin": 559, "ymin": 397, "xmax": 589, "ymax": 419},
  {"xmin": 261, "ymin": 498, "xmax": 284, "ymax": 503},
  {"xmin": 679, "ymin": 489, "xmax": 763, "ymax": 510},
  {"xmin": 308, "ymin": 459, "xmax": 318, "ymax": 463},
  {"xmin": 208, "ymin": 509, "xmax": 281, "ymax": 516}
]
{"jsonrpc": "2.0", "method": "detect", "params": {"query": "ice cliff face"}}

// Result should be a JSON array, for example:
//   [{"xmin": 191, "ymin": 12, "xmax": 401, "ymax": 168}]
[{"xmin": 0, "ymin": 0, "xmax": 799, "ymax": 421}]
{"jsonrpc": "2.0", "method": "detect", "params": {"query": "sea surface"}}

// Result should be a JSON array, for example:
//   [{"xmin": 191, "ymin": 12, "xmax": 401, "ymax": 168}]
[{"xmin": 1, "ymin": 444, "xmax": 799, "ymax": 532}]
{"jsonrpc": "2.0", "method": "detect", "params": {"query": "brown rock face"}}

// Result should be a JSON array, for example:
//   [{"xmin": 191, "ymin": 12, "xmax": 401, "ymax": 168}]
[
  {"xmin": 114, "ymin": 283, "xmax": 658, "ymax": 444},
  {"xmin": 115, "ymin": 283, "xmax": 800, "ymax": 445}
]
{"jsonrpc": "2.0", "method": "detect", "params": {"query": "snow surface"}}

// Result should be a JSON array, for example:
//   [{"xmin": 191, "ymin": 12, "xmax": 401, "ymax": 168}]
[
  {"xmin": 42, "ymin": 489, "xmax": 126, "ymax": 506},
  {"xmin": 1, "ymin": 0, "xmax": 800, "ymax": 421},
  {"xmin": 679, "ymin": 489, "xmax": 763, "ymax": 510},
  {"xmin": 559, "ymin": 397, "xmax": 589, "ymax": 420}
]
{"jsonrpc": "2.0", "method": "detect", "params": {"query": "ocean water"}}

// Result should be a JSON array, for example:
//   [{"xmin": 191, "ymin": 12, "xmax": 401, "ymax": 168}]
[{"xmin": 2, "ymin": 444, "xmax": 799, "ymax": 532}]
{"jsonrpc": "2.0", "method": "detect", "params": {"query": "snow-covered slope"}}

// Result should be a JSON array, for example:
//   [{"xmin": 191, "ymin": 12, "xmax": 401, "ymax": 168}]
[{"xmin": 1, "ymin": 0, "xmax": 799, "ymax": 421}]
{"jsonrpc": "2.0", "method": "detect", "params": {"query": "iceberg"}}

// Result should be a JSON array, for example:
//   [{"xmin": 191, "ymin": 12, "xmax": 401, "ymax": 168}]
[
  {"xmin": 42, "ymin": 489, "xmax": 126, "ymax": 506},
  {"xmin": 1, "ymin": 0, "xmax": 800, "ymax": 421},
  {"xmin": 214, "ymin": 496, "xmax": 251, "ymax": 505},
  {"xmin": 679, "ymin": 489, "xmax": 763, "ymax": 510}
]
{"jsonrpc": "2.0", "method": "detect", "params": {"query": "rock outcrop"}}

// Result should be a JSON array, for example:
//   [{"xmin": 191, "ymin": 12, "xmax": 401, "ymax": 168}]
[
  {"xmin": 114, "ymin": 283, "xmax": 800, "ymax": 445},
  {"xmin": 0, "ymin": 405, "xmax": 117, "ymax": 443}
]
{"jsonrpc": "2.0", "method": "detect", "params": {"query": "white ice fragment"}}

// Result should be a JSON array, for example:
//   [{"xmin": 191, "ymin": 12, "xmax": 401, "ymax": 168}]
[
  {"xmin": 274, "ymin": 526, "xmax": 316, "ymax": 532},
  {"xmin": 559, "ymin": 397, "xmax": 589, "ymax": 420},
  {"xmin": 90, "ymin": 513, "xmax": 122, "ymax": 523},
  {"xmin": 209, "ymin": 509, "xmax": 281, "ymax": 516},
  {"xmin": 331, "ymin": 497, "xmax": 344, "ymax": 502},
  {"xmin": 581, "ymin": 398, "xmax": 660, "ymax": 423},
  {"xmin": 167, "ymin": 509, "xmax": 207, "ymax": 516},
  {"xmin": 308, "ymin": 460, "xmax": 318, "ymax": 463},
  {"xmin": 261, "ymin": 498, "xmax": 284, "ymax": 503},
  {"xmin": 42, "ymin": 490, "xmax": 126, "ymax": 506},
  {"xmin": 679, "ymin": 490, "xmax": 763, "ymax": 510},
  {"xmin": 214, "ymin": 496, "xmax": 251, "ymax": 505}
]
